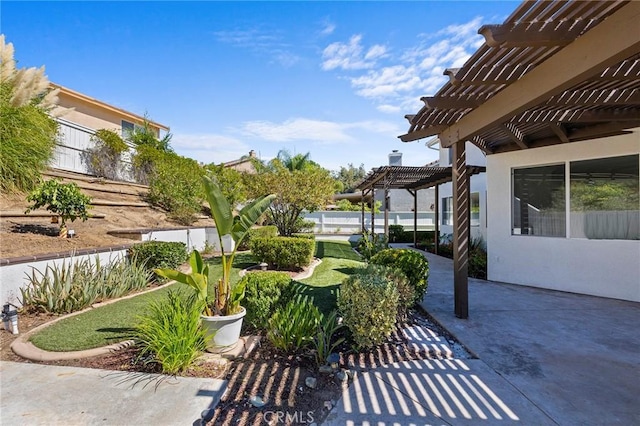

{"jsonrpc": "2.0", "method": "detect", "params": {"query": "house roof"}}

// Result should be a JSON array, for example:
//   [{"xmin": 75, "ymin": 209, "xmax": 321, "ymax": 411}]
[
  {"xmin": 356, "ymin": 165, "xmax": 486, "ymax": 192},
  {"xmin": 400, "ymin": 0, "xmax": 640, "ymax": 154},
  {"xmin": 51, "ymin": 83, "xmax": 170, "ymax": 131}
]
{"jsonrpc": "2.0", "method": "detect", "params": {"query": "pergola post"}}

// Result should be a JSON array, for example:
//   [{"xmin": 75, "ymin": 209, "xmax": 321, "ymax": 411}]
[
  {"xmin": 452, "ymin": 141, "xmax": 470, "ymax": 319},
  {"xmin": 434, "ymin": 185, "xmax": 439, "ymax": 255},
  {"xmin": 384, "ymin": 189, "xmax": 390, "ymax": 240},
  {"xmin": 407, "ymin": 189, "xmax": 418, "ymax": 248},
  {"xmin": 361, "ymin": 190, "xmax": 366, "ymax": 233},
  {"xmin": 371, "ymin": 189, "xmax": 375, "ymax": 236}
]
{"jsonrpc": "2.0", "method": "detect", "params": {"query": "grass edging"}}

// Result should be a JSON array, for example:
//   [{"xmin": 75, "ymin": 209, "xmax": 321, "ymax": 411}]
[{"xmin": 11, "ymin": 278, "xmax": 180, "ymax": 361}]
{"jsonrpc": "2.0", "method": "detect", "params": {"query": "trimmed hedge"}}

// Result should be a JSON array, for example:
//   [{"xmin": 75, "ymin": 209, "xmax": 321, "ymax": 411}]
[
  {"xmin": 240, "ymin": 271, "xmax": 293, "ymax": 329},
  {"xmin": 370, "ymin": 248, "xmax": 429, "ymax": 305},
  {"xmin": 128, "ymin": 241, "xmax": 188, "ymax": 279},
  {"xmin": 238, "ymin": 226, "xmax": 279, "ymax": 251},
  {"xmin": 363, "ymin": 264, "xmax": 412, "ymax": 323},
  {"xmin": 250, "ymin": 236, "xmax": 314, "ymax": 270},
  {"xmin": 338, "ymin": 271, "xmax": 399, "ymax": 349}
]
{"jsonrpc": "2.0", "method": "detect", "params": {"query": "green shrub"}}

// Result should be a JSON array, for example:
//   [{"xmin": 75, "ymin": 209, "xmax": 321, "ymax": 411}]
[
  {"xmin": 133, "ymin": 146, "xmax": 204, "ymax": 225},
  {"xmin": 240, "ymin": 271, "xmax": 293, "ymax": 329},
  {"xmin": 135, "ymin": 290, "xmax": 207, "ymax": 374},
  {"xmin": 356, "ymin": 230, "xmax": 388, "ymax": 261},
  {"xmin": 86, "ymin": 129, "xmax": 129, "ymax": 181},
  {"xmin": 292, "ymin": 233, "xmax": 315, "ymax": 240},
  {"xmin": 237, "ymin": 226, "xmax": 278, "ymax": 251},
  {"xmin": 250, "ymin": 236, "xmax": 314, "ymax": 270},
  {"xmin": 21, "ymin": 257, "xmax": 152, "ymax": 314},
  {"xmin": 128, "ymin": 241, "xmax": 188, "ymax": 280},
  {"xmin": 25, "ymin": 179, "xmax": 92, "ymax": 232},
  {"xmin": 363, "ymin": 264, "xmax": 412, "ymax": 323},
  {"xmin": 370, "ymin": 248, "xmax": 429, "ymax": 305},
  {"xmin": 267, "ymin": 297, "xmax": 322, "ymax": 352},
  {"xmin": 388, "ymin": 225, "xmax": 404, "ymax": 243},
  {"xmin": 0, "ymin": 36, "xmax": 58, "ymax": 193},
  {"xmin": 338, "ymin": 272, "xmax": 399, "ymax": 349}
]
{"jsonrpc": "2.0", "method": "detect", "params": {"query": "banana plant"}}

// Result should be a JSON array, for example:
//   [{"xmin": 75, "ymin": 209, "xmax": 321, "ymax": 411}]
[{"xmin": 156, "ymin": 175, "xmax": 275, "ymax": 316}]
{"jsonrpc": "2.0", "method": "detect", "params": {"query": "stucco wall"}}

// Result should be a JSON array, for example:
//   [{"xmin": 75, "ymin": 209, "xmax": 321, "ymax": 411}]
[{"xmin": 486, "ymin": 130, "xmax": 640, "ymax": 302}]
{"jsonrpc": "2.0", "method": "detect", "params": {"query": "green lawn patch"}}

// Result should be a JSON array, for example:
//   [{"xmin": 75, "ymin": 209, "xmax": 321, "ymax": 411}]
[{"xmin": 30, "ymin": 254, "xmax": 255, "ymax": 352}]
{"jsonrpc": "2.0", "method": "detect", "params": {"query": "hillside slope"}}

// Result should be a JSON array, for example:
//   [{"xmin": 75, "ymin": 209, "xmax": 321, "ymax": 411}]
[{"xmin": 0, "ymin": 170, "xmax": 214, "ymax": 259}]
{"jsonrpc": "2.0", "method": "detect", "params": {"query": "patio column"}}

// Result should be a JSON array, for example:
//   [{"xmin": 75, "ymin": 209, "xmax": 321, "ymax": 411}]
[
  {"xmin": 371, "ymin": 189, "xmax": 375, "ymax": 236},
  {"xmin": 434, "ymin": 184, "xmax": 439, "ymax": 255},
  {"xmin": 361, "ymin": 190, "xmax": 366, "ymax": 233},
  {"xmin": 452, "ymin": 140, "xmax": 470, "ymax": 319},
  {"xmin": 407, "ymin": 189, "xmax": 417, "ymax": 248},
  {"xmin": 384, "ymin": 189, "xmax": 390, "ymax": 240}
]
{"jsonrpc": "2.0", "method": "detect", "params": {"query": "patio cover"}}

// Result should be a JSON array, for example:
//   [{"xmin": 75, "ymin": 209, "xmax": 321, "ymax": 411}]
[{"xmin": 398, "ymin": 0, "xmax": 640, "ymax": 318}]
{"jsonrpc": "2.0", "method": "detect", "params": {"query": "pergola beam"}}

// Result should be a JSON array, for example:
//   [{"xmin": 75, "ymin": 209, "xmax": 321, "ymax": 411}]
[
  {"xmin": 438, "ymin": 1, "xmax": 640, "ymax": 148},
  {"xmin": 478, "ymin": 20, "xmax": 593, "ymax": 48}
]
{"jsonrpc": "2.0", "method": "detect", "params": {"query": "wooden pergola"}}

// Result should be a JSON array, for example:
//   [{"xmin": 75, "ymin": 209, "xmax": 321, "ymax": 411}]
[
  {"xmin": 399, "ymin": 0, "xmax": 640, "ymax": 318},
  {"xmin": 356, "ymin": 165, "xmax": 485, "ymax": 251}
]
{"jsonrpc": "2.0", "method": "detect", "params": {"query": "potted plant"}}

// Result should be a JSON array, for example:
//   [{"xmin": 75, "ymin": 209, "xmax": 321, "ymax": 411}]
[{"xmin": 156, "ymin": 175, "xmax": 275, "ymax": 352}]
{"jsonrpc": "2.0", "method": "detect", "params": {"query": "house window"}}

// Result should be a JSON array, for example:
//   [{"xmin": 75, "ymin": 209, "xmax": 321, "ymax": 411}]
[
  {"xmin": 570, "ymin": 155, "xmax": 639, "ymax": 240},
  {"xmin": 471, "ymin": 192, "xmax": 480, "ymax": 226},
  {"xmin": 121, "ymin": 120, "xmax": 134, "ymax": 138},
  {"xmin": 512, "ymin": 164, "xmax": 566, "ymax": 237},
  {"xmin": 442, "ymin": 197, "xmax": 453, "ymax": 225}
]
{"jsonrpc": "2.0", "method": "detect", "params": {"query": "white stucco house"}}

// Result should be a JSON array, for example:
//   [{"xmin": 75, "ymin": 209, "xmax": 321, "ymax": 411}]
[{"xmin": 399, "ymin": 0, "xmax": 640, "ymax": 313}]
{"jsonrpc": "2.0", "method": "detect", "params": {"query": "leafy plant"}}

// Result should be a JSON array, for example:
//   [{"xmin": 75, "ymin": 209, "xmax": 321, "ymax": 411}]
[
  {"xmin": 356, "ymin": 229, "xmax": 388, "ymax": 260},
  {"xmin": 156, "ymin": 175, "xmax": 275, "ymax": 316},
  {"xmin": 388, "ymin": 225, "xmax": 404, "ymax": 243},
  {"xmin": 86, "ymin": 129, "xmax": 129, "ymax": 181},
  {"xmin": 249, "ymin": 236, "xmax": 315, "ymax": 270},
  {"xmin": 363, "ymin": 264, "xmax": 412, "ymax": 323},
  {"xmin": 127, "ymin": 241, "xmax": 187, "ymax": 280},
  {"xmin": 370, "ymin": 249, "xmax": 429, "ymax": 306},
  {"xmin": 240, "ymin": 271, "xmax": 293, "ymax": 329},
  {"xmin": 338, "ymin": 271, "xmax": 399, "ymax": 349},
  {"xmin": 237, "ymin": 225, "xmax": 278, "ymax": 251},
  {"xmin": 267, "ymin": 297, "xmax": 322, "ymax": 352},
  {"xmin": 312, "ymin": 310, "xmax": 344, "ymax": 367},
  {"xmin": 0, "ymin": 35, "xmax": 59, "ymax": 193},
  {"xmin": 20, "ymin": 257, "xmax": 151, "ymax": 314},
  {"xmin": 25, "ymin": 179, "xmax": 92, "ymax": 235},
  {"xmin": 135, "ymin": 290, "xmax": 208, "ymax": 374}
]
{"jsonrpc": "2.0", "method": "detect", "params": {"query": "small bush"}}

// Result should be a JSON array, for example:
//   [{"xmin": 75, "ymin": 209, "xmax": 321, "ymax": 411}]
[
  {"xmin": 267, "ymin": 297, "xmax": 322, "ymax": 352},
  {"xmin": 250, "ymin": 236, "xmax": 314, "ymax": 270},
  {"xmin": 388, "ymin": 225, "xmax": 404, "ymax": 243},
  {"xmin": 238, "ymin": 226, "xmax": 278, "ymax": 251},
  {"xmin": 86, "ymin": 129, "xmax": 129, "ymax": 181},
  {"xmin": 135, "ymin": 290, "xmax": 207, "ymax": 374},
  {"xmin": 21, "ymin": 257, "xmax": 152, "ymax": 314},
  {"xmin": 128, "ymin": 241, "xmax": 188, "ymax": 279},
  {"xmin": 356, "ymin": 229, "xmax": 388, "ymax": 261},
  {"xmin": 133, "ymin": 146, "xmax": 204, "ymax": 225},
  {"xmin": 363, "ymin": 264, "xmax": 412, "ymax": 323},
  {"xmin": 240, "ymin": 271, "xmax": 293, "ymax": 329},
  {"xmin": 370, "ymin": 249, "xmax": 429, "ymax": 305},
  {"xmin": 25, "ymin": 179, "xmax": 92, "ymax": 230},
  {"xmin": 337, "ymin": 272, "xmax": 399, "ymax": 349},
  {"xmin": 292, "ymin": 233, "xmax": 315, "ymax": 240}
]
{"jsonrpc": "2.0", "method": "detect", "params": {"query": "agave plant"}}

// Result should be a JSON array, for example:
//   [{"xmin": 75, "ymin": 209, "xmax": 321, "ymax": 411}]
[{"xmin": 156, "ymin": 175, "xmax": 275, "ymax": 316}]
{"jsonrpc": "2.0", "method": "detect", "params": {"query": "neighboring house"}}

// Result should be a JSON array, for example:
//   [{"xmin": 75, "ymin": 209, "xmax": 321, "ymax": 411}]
[
  {"xmin": 50, "ymin": 83, "xmax": 169, "ymax": 179},
  {"xmin": 223, "ymin": 150, "xmax": 259, "ymax": 174},
  {"xmin": 399, "ymin": 0, "xmax": 640, "ymax": 310},
  {"xmin": 427, "ymin": 138, "xmax": 487, "ymax": 243}
]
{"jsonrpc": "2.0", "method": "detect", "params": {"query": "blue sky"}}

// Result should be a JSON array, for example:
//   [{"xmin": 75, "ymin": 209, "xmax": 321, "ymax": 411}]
[{"xmin": 2, "ymin": 1, "xmax": 518, "ymax": 172}]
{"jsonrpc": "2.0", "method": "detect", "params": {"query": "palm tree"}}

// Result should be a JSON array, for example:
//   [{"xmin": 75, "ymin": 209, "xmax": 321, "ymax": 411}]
[{"xmin": 276, "ymin": 149, "xmax": 313, "ymax": 171}]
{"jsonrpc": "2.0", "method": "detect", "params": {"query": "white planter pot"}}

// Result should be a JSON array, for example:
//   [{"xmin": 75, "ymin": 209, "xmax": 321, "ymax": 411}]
[{"xmin": 201, "ymin": 307, "xmax": 246, "ymax": 353}]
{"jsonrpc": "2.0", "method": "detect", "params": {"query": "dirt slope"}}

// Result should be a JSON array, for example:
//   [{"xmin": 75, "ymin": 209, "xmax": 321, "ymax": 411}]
[{"xmin": 0, "ymin": 170, "xmax": 214, "ymax": 259}]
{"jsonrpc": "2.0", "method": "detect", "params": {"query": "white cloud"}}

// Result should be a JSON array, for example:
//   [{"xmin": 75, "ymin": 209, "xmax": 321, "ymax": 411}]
[
  {"xmin": 321, "ymin": 35, "xmax": 387, "ymax": 71},
  {"xmin": 322, "ymin": 17, "xmax": 485, "ymax": 113},
  {"xmin": 171, "ymin": 133, "xmax": 251, "ymax": 165},
  {"xmin": 240, "ymin": 117, "xmax": 400, "ymax": 144},
  {"xmin": 320, "ymin": 21, "xmax": 336, "ymax": 36}
]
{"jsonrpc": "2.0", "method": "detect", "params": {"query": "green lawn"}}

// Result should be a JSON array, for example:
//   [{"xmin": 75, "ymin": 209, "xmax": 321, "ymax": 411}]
[{"xmin": 29, "ymin": 243, "xmax": 363, "ymax": 351}]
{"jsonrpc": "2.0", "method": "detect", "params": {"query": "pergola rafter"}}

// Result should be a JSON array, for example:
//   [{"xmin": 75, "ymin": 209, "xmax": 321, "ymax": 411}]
[{"xmin": 397, "ymin": 0, "xmax": 640, "ymax": 319}]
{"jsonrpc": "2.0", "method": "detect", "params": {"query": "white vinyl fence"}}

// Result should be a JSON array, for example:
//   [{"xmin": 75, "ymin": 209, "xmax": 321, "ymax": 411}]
[
  {"xmin": 0, "ymin": 227, "xmax": 231, "ymax": 307},
  {"xmin": 303, "ymin": 211, "xmax": 436, "ymax": 234}
]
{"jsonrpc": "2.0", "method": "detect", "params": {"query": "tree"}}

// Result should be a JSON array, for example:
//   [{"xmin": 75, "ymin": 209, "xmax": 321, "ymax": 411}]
[
  {"xmin": 251, "ymin": 160, "xmax": 335, "ymax": 236},
  {"xmin": 127, "ymin": 118, "xmax": 173, "ymax": 152},
  {"xmin": 0, "ymin": 35, "xmax": 64, "ymax": 192},
  {"xmin": 333, "ymin": 163, "xmax": 367, "ymax": 193},
  {"xmin": 274, "ymin": 149, "xmax": 319, "ymax": 172},
  {"xmin": 203, "ymin": 163, "xmax": 248, "ymax": 209},
  {"xmin": 25, "ymin": 179, "xmax": 92, "ymax": 236}
]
